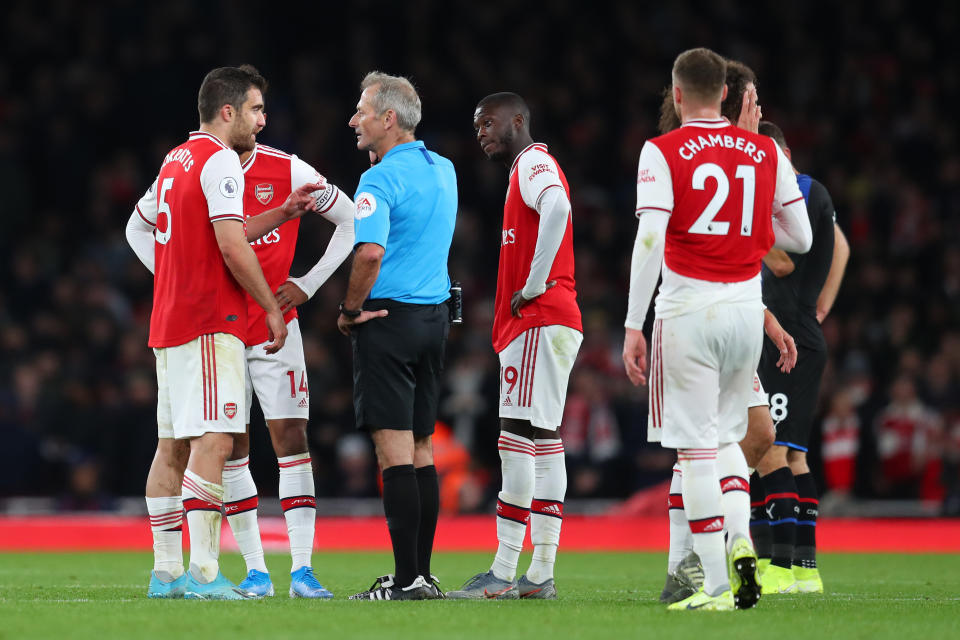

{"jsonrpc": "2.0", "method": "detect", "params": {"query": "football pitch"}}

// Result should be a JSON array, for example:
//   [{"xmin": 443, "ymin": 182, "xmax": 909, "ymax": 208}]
[{"xmin": 1, "ymin": 552, "xmax": 957, "ymax": 640}]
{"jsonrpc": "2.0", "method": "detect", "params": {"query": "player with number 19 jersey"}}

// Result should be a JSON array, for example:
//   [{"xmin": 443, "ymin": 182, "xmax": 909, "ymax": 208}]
[{"xmin": 142, "ymin": 131, "xmax": 247, "ymax": 348}]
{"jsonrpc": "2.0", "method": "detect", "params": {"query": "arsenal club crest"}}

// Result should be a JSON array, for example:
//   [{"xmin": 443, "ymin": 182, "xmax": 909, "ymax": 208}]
[
  {"xmin": 223, "ymin": 402, "xmax": 238, "ymax": 419},
  {"xmin": 255, "ymin": 183, "xmax": 274, "ymax": 205}
]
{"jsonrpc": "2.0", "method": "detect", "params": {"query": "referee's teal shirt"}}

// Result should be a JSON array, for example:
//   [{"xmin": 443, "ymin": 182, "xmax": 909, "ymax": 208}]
[{"xmin": 353, "ymin": 140, "xmax": 457, "ymax": 304}]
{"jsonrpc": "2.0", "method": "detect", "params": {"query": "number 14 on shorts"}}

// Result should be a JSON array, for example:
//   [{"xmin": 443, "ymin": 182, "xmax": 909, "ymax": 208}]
[{"xmin": 286, "ymin": 370, "xmax": 308, "ymax": 398}]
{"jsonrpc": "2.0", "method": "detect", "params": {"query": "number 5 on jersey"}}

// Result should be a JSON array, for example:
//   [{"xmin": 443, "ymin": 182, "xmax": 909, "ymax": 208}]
[{"xmin": 156, "ymin": 177, "xmax": 174, "ymax": 245}]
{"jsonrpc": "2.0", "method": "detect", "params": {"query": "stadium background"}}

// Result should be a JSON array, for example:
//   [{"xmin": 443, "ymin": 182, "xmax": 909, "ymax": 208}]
[{"xmin": 0, "ymin": 0, "xmax": 957, "ymax": 530}]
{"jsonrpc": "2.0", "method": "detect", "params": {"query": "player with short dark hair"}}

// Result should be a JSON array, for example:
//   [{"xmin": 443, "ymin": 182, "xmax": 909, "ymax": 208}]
[
  {"xmin": 126, "ymin": 64, "xmax": 320, "ymax": 600},
  {"xmin": 446, "ymin": 92, "xmax": 582, "ymax": 600},
  {"xmin": 751, "ymin": 120, "xmax": 849, "ymax": 595},
  {"xmin": 624, "ymin": 47, "xmax": 812, "ymax": 611}
]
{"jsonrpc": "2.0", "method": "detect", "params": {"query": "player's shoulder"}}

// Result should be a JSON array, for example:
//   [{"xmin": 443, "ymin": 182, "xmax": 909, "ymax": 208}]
[{"xmin": 513, "ymin": 143, "xmax": 559, "ymax": 174}]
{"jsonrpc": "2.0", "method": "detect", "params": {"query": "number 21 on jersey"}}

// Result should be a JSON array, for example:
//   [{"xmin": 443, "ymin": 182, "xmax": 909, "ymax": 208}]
[{"xmin": 687, "ymin": 163, "xmax": 756, "ymax": 236}]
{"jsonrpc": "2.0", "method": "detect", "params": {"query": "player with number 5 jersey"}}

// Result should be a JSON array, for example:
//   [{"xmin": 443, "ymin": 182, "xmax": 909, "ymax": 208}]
[{"xmin": 623, "ymin": 48, "xmax": 811, "ymax": 612}]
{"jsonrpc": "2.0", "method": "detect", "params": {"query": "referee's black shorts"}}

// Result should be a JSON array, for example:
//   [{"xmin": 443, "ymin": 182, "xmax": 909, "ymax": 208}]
[
  {"xmin": 351, "ymin": 299, "xmax": 449, "ymax": 436},
  {"xmin": 757, "ymin": 338, "xmax": 827, "ymax": 452}
]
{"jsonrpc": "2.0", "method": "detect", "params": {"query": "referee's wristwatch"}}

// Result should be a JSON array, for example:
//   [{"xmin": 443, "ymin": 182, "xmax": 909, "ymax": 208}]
[{"xmin": 339, "ymin": 302, "xmax": 362, "ymax": 318}]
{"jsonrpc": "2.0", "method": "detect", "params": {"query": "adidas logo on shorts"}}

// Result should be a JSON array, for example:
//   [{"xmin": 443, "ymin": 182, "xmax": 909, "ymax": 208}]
[
  {"xmin": 502, "ymin": 397, "xmax": 513, "ymax": 407},
  {"xmin": 297, "ymin": 398, "xmax": 308, "ymax": 408}
]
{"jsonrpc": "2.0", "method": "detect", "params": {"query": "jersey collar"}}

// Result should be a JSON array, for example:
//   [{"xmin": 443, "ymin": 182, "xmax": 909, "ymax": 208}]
[
  {"xmin": 382, "ymin": 140, "xmax": 425, "ymax": 160},
  {"xmin": 189, "ymin": 130, "xmax": 231, "ymax": 150},
  {"xmin": 680, "ymin": 119, "xmax": 729, "ymax": 129},
  {"xmin": 510, "ymin": 143, "xmax": 549, "ymax": 175},
  {"xmin": 241, "ymin": 144, "xmax": 259, "ymax": 172}
]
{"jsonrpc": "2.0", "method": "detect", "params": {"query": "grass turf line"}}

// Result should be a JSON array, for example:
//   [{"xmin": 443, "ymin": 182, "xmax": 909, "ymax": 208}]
[{"xmin": 1, "ymin": 552, "xmax": 958, "ymax": 640}]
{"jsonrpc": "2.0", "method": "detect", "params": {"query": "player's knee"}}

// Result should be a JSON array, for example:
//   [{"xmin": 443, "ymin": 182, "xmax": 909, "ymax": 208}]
[
  {"xmin": 229, "ymin": 431, "xmax": 251, "ymax": 460},
  {"xmin": 191, "ymin": 432, "xmax": 234, "ymax": 464},
  {"xmin": 267, "ymin": 419, "xmax": 308, "ymax": 457},
  {"xmin": 501, "ymin": 417, "xmax": 536, "ymax": 441}
]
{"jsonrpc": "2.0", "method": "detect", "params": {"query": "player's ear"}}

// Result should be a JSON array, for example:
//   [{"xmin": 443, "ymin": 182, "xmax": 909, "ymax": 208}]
[
  {"xmin": 721, "ymin": 84, "xmax": 728, "ymax": 103},
  {"xmin": 220, "ymin": 103, "xmax": 233, "ymax": 123},
  {"xmin": 672, "ymin": 85, "xmax": 682, "ymax": 108}
]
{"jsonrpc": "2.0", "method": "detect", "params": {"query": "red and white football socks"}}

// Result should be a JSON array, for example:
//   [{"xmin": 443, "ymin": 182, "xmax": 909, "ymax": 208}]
[
  {"xmin": 146, "ymin": 495, "xmax": 184, "ymax": 578},
  {"xmin": 678, "ymin": 448, "xmax": 728, "ymax": 597},
  {"xmin": 491, "ymin": 432, "xmax": 535, "ymax": 582},
  {"xmin": 717, "ymin": 442, "xmax": 752, "ymax": 551},
  {"xmin": 222, "ymin": 456, "xmax": 268, "ymax": 574},
  {"xmin": 527, "ymin": 438, "xmax": 565, "ymax": 584},
  {"xmin": 182, "ymin": 468, "xmax": 224, "ymax": 582},
  {"xmin": 667, "ymin": 463, "xmax": 693, "ymax": 573},
  {"xmin": 278, "ymin": 453, "xmax": 316, "ymax": 572}
]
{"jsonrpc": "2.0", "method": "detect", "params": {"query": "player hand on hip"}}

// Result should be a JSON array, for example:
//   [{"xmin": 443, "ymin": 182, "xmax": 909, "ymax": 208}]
[
  {"xmin": 510, "ymin": 280, "xmax": 556, "ymax": 318},
  {"xmin": 622, "ymin": 327, "xmax": 649, "ymax": 387},
  {"xmin": 280, "ymin": 182, "xmax": 324, "ymax": 219},
  {"xmin": 263, "ymin": 308, "xmax": 289, "ymax": 354},
  {"xmin": 276, "ymin": 281, "xmax": 308, "ymax": 314},
  {"xmin": 337, "ymin": 308, "xmax": 389, "ymax": 336},
  {"xmin": 763, "ymin": 309, "xmax": 797, "ymax": 373}
]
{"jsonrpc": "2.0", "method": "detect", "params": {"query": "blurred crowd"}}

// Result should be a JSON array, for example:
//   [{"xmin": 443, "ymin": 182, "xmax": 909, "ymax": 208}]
[{"xmin": 1, "ymin": 1, "xmax": 958, "ymax": 514}]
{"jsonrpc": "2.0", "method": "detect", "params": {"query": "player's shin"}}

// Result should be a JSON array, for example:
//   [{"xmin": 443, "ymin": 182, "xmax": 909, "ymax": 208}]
[
  {"xmin": 278, "ymin": 453, "xmax": 316, "ymax": 572},
  {"xmin": 182, "ymin": 469, "xmax": 225, "ymax": 582},
  {"xmin": 146, "ymin": 496, "xmax": 184, "ymax": 578},
  {"xmin": 527, "ymin": 439, "xmax": 565, "ymax": 584},
  {"xmin": 717, "ymin": 442, "xmax": 752, "ymax": 547},
  {"xmin": 761, "ymin": 466, "xmax": 798, "ymax": 568},
  {"xmin": 667, "ymin": 464, "xmax": 693, "ymax": 573},
  {"xmin": 793, "ymin": 472, "xmax": 819, "ymax": 569},
  {"xmin": 491, "ymin": 432, "xmax": 535, "ymax": 582},
  {"xmin": 415, "ymin": 464, "xmax": 439, "ymax": 580},
  {"xmin": 223, "ymin": 456, "xmax": 268, "ymax": 574},
  {"xmin": 749, "ymin": 471, "xmax": 772, "ymax": 563},
  {"xmin": 678, "ymin": 449, "xmax": 728, "ymax": 596}
]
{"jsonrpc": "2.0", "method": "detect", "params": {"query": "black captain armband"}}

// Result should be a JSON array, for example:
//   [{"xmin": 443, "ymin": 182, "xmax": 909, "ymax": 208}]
[{"xmin": 339, "ymin": 302, "xmax": 362, "ymax": 318}]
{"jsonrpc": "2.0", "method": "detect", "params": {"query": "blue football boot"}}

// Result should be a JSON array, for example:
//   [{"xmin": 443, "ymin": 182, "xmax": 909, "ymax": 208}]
[
  {"xmin": 147, "ymin": 570, "xmax": 187, "ymax": 599},
  {"xmin": 184, "ymin": 567, "xmax": 251, "ymax": 600},
  {"xmin": 239, "ymin": 569, "xmax": 275, "ymax": 597},
  {"xmin": 289, "ymin": 566, "xmax": 334, "ymax": 599}
]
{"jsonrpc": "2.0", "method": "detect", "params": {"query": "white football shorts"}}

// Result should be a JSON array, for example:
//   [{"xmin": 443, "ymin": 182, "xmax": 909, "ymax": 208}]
[
  {"xmin": 155, "ymin": 332, "xmax": 246, "ymax": 439},
  {"xmin": 647, "ymin": 303, "xmax": 764, "ymax": 449},
  {"xmin": 749, "ymin": 372, "xmax": 769, "ymax": 408},
  {"xmin": 245, "ymin": 318, "xmax": 309, "ymax": 423},
  {"xmin": 497, "ymin": 324, "xmax": 582, "ymax": 430}
]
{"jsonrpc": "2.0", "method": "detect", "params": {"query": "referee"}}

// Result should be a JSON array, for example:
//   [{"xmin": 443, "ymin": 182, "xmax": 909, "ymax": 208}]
[{"xmin": 339, "ymin": 72, "xmax": 457, "ymax": 601}]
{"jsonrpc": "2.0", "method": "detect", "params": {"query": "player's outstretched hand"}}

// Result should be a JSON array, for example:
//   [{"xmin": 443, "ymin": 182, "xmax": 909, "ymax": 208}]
[
  {"xmin": 511, "ymin": 280, "xmax": 556, "ymax": 318},
  {"xmin": 276, "ymin": 281, "xmax": 308, "ymax": 314},
  {"xmin": 280, "ymin": 182, "xmax": 324, "ymax": 219},
  {"xmin": 737, "ymin": 85, "xmax": 761, "ymax": 133},
  {"xmin": 264, "ymin": 309, "xmax": 288, "ymax": 354},
  {"xmin": 763, "ymin": 309, "xmax": 797, "ymax": 373},
  {"xmin": 622, "ymin": 327, "xmax": 649, "ymax": 387},
  {"xmin": 337, "ymin": 309, "xmax": 388, "ymax": 336}
]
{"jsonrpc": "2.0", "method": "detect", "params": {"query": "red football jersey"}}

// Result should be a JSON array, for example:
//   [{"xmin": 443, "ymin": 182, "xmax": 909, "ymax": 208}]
[
  {"xmin": 493, "ymin": 144, "xmax": 582, "ymax": 353},
  {"xmin": 636, "ymin": 119, "xmax": 802, "ymax": 283},
  {"xmin": 241, "ymin": 144, "xmax": 343, "ymax": 345},
  {"xmin": 139, "ymin": 132, "xmax": 247, "ymax": 348}
]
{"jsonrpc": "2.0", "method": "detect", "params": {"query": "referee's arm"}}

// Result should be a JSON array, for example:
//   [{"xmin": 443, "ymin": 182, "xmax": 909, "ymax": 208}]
[{"xmin": 337, "ymin": 242, "xmax": 387, "ymax": 335}]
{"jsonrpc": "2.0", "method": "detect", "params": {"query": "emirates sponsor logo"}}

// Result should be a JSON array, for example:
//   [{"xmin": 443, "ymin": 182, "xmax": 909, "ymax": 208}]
[
  {"xmin": 223, "ymin": 402, "xmax": 238, "ymax": 419},
  {"xmin": 255, "ymin": 183, "xmax": 274, "ymax": 205}
]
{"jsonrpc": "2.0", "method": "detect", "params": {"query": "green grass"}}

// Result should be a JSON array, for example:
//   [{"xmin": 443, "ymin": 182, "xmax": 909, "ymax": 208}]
[{"xmin": 1, "ymin": 552, "xmax": 958, "ymax": 640}]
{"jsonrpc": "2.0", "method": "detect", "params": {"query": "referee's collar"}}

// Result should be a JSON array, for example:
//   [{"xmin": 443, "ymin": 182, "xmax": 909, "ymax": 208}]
[{"xmin": 382, "ymin": 140, "xmax": 425, "ymax": 160}]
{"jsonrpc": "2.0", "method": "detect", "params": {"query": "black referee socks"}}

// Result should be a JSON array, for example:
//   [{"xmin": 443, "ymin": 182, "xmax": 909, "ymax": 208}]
[
  {"xmin": 382, "ymin": 464, "xmax": 420, "ymax": 588},
  {"xmin": 416, "ymin": 465, "xmax": 440, "ymax": 580}
]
